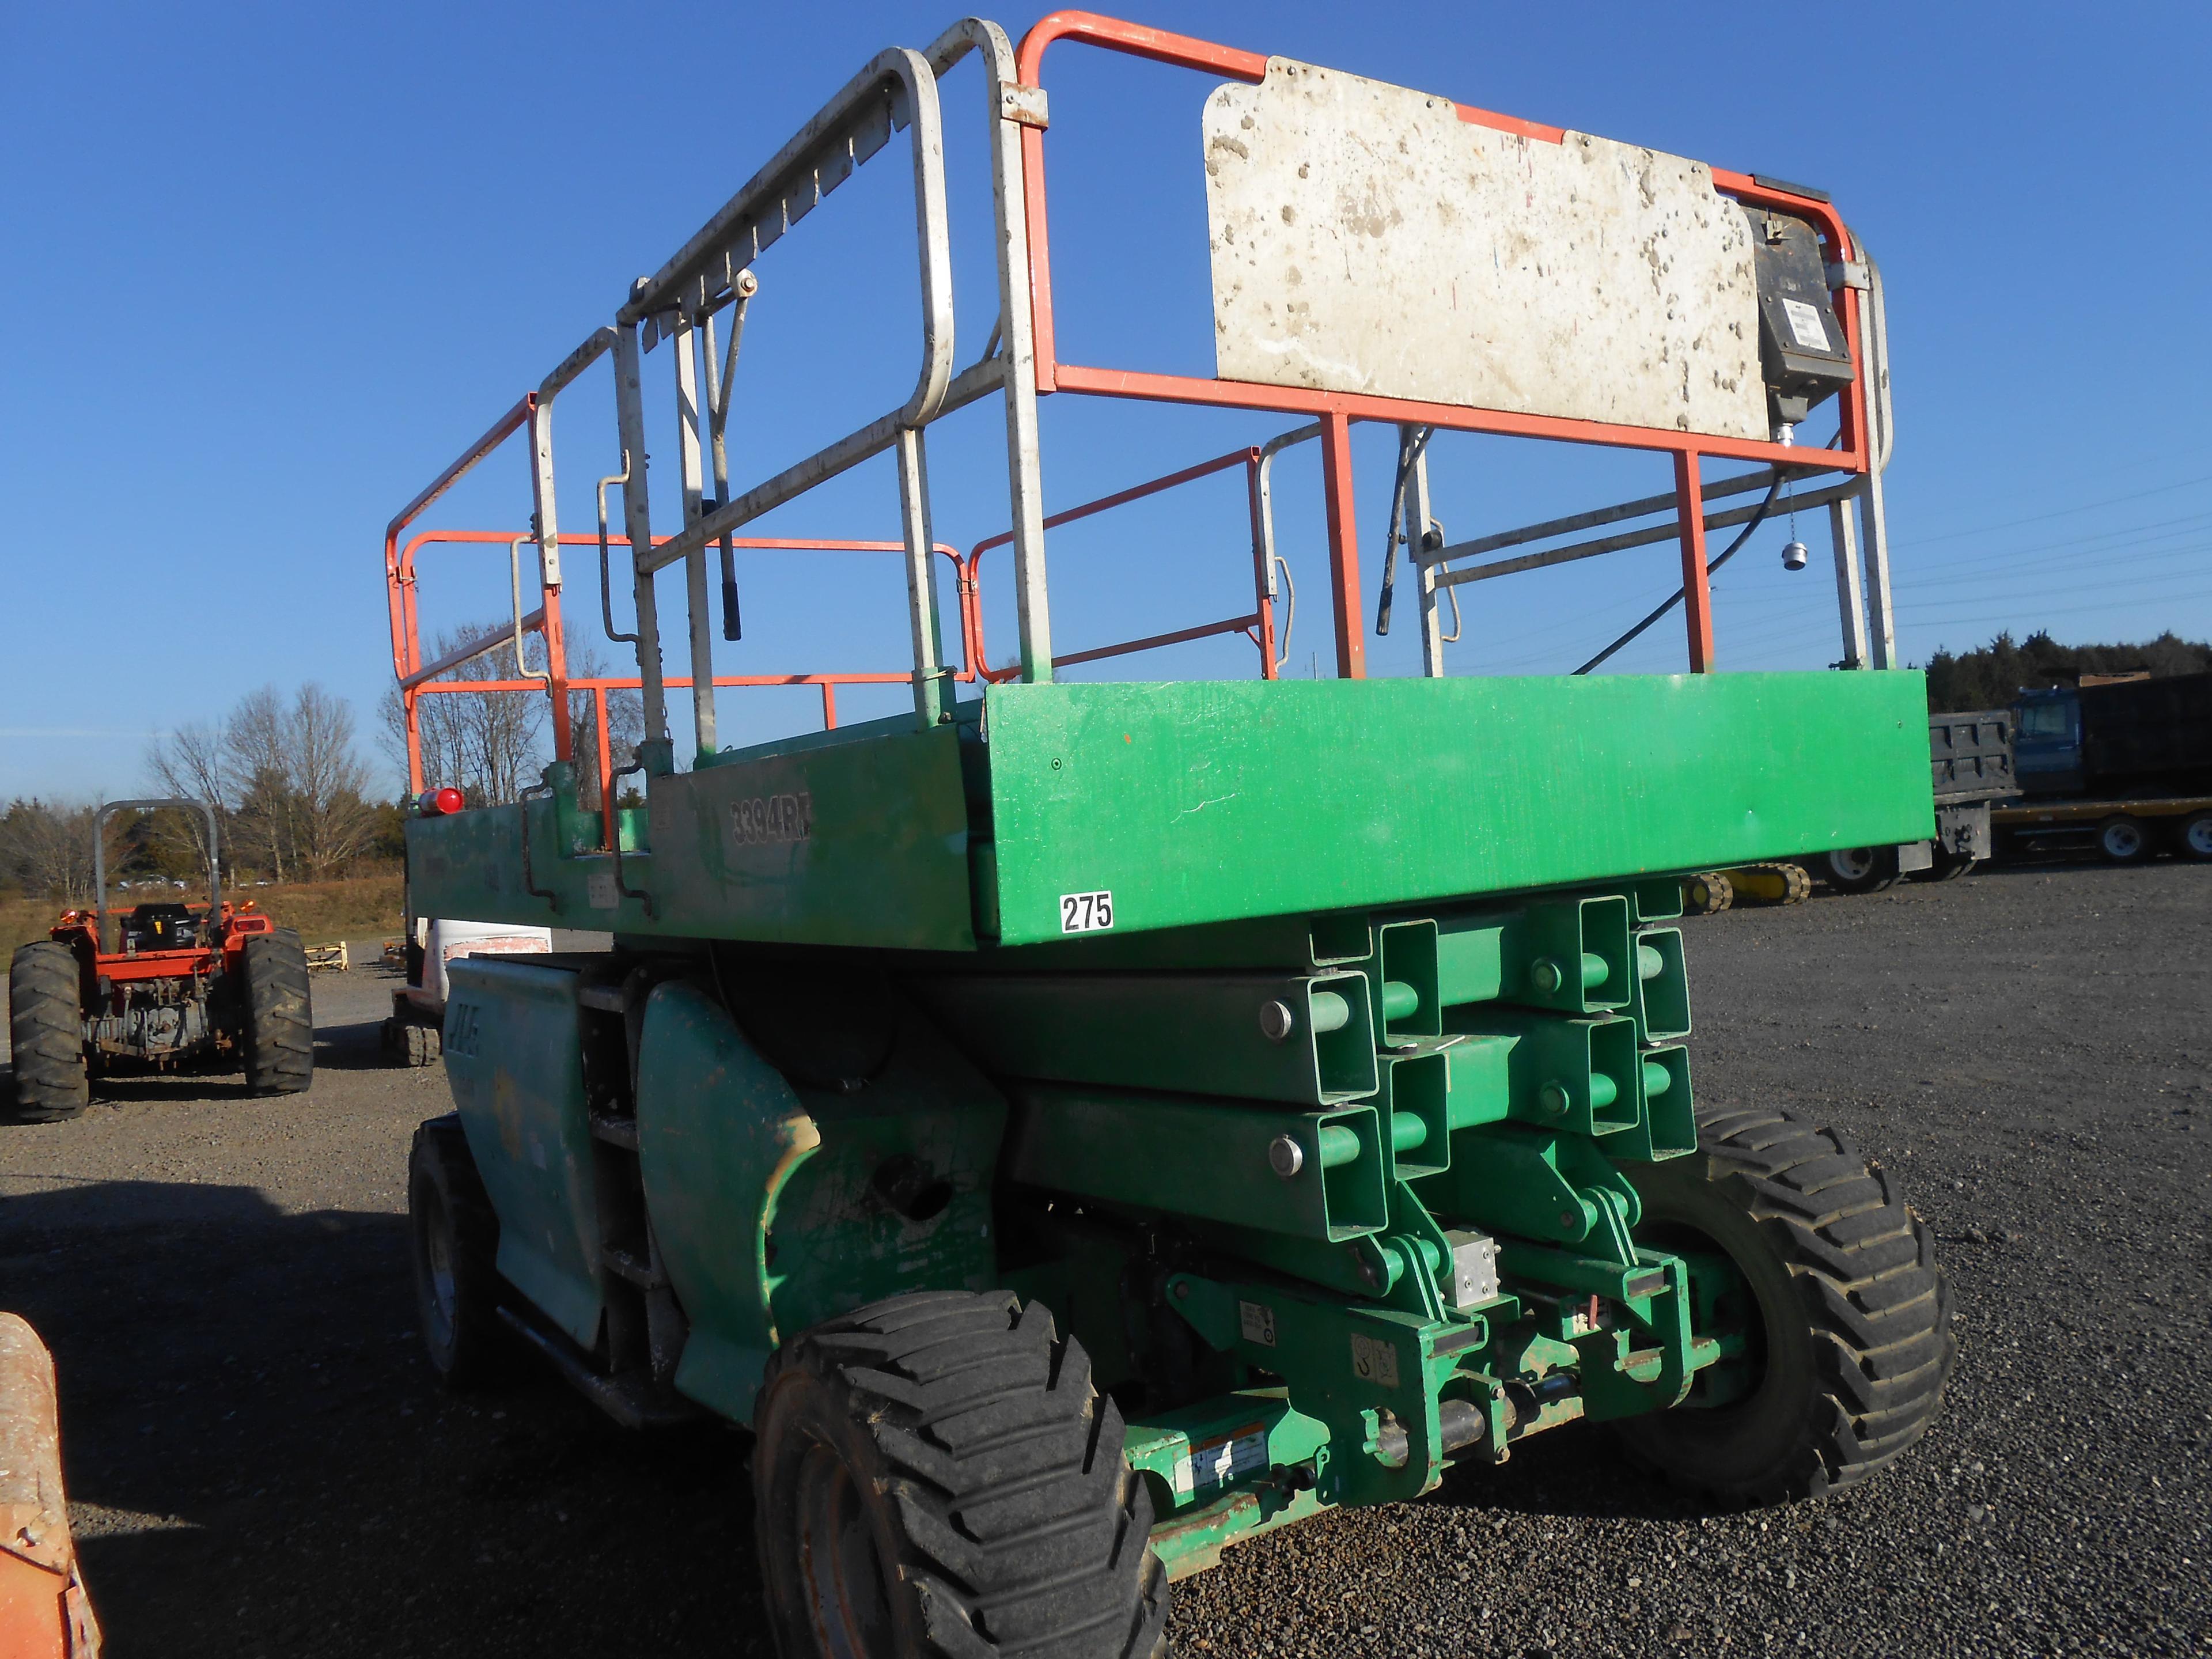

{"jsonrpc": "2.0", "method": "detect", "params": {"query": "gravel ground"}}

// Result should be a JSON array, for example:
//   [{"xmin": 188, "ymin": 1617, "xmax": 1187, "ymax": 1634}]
[{"xmin": 2, "ymin": 869, "xmax": 2206, "ymax": 1658}]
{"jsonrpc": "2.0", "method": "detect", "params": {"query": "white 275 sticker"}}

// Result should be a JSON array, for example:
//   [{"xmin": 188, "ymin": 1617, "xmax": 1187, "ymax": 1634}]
[{"xmin": 1060, "ymin": 891, "xmax": 1114, "ymax": 933}]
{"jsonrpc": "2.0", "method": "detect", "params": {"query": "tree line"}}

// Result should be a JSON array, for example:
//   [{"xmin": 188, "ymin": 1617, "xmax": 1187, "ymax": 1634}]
[
  {"xmin": 1922, "ymin": 631, "xmax": 2211, "ymax": 711},
  {"xmin": 376, "ymin": 623, "xmax": 642, "ymax": 812},
  {"xmin": 1, "ymin": 684, "xmax": 390, "ymax": 903}
]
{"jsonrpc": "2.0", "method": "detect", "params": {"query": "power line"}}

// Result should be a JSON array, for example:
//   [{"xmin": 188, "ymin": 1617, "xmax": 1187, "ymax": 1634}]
[{"xmin": 1892, "ymin": 474, "xmax": 2212, "ymax": 549}]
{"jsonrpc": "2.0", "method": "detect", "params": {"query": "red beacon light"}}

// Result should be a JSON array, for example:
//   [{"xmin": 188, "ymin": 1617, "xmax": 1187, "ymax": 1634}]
[{"xmin": 418, "ymin": 787, "xmax": 465, "ymax": 816}]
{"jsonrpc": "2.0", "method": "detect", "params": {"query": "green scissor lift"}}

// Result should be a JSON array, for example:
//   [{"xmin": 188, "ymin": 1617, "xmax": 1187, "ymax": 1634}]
[{"xmin": 392, "ymin": 17, "xmax": 1952, "ymax": 1657}]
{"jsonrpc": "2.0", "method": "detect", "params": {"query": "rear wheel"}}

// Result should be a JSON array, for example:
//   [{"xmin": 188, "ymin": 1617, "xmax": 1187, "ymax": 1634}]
[
  {"xmin": 241, "ymin": 930, "xmax": 313, "ymax": 1093},
  {"xmin": 1822, "ymin": 846, "xmax": 1902, "ymax": 895},
  {"xmin": 8, "ymin": 943, "xmax": 88, "ymax": 1120},
  {"xmin": 1615, "ymin": 1103, "xmax": 1955, "ymax": 1505},
  {"xmin": 2096, "ymin": 816, "xmax": 2150, "ymax": 864},
  {"xmin": 2179, "ymin": 810, "xmax": 2212, "ymax": 862},
  {"xmin": 754, "ymin": 1290, "xmax": 1168, "ymax": 1659},
  {"xmin": 1907, "ymin": 847, "xmax": 1977, "ymax": 883},
  {"xmin": 408, "ymin": 1115, "xmax": 512, "ymax": 1388}
]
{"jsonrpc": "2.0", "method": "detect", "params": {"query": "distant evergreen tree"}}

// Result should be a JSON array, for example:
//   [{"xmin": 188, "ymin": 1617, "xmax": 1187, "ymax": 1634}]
[{"xmin": 1921, "ymin": 631, "xmax": 2212, "ymax": 710}]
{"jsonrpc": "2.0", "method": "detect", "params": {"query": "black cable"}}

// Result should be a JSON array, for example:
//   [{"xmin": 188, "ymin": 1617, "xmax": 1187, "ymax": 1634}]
[
  {"xmin": 1573, "ymin": 477, "xmax": 1784, "ymax": 675},
  {"xmin": 1375, "ymin": 425, "xmax": 1433, "ymax": 635}
]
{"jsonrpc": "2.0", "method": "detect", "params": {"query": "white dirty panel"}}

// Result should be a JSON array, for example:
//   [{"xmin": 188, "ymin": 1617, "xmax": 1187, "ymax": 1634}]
[{"xmin": 1203, "ymin": 58, "xmax": 1767, "ymax": 441}]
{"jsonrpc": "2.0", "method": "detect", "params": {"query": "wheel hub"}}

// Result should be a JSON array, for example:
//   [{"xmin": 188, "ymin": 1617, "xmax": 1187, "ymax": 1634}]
[{"xmin": 796, "ymin": 1440, "xmax": 895, "ymax": 1659}]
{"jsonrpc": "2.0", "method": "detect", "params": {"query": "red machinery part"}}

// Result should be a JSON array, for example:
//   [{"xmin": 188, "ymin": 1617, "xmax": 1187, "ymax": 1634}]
[
  {"xmin": 419, "ymin": 787, "xmax": 466, "ymax": 816},
  {"xmin": 0, "ymin": 1315, "xmax": 101, "ymax": 1658}
]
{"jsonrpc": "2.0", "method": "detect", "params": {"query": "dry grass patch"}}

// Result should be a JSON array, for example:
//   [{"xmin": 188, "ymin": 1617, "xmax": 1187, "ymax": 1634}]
[{"xmin": 2, "ymin": 872, "xmax": 404, "ymax": 958}]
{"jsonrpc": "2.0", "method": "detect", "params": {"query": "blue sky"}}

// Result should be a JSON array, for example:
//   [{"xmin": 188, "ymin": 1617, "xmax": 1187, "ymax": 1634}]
[{"xmin": 4, "ymin": 1, "xmax": 2207, "ymax": 798}]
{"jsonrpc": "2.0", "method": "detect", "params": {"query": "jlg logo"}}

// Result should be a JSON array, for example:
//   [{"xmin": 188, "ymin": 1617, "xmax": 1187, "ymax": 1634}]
[{"xmin": 446, "ymin": 1001, "xmax": 482, "ymax": 1058}]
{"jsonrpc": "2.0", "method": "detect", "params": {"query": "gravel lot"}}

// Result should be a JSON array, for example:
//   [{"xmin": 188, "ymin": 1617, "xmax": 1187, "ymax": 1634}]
[{"xmin": 3, "ymin": 865, "xmax": 2206, "ymax": 1658}]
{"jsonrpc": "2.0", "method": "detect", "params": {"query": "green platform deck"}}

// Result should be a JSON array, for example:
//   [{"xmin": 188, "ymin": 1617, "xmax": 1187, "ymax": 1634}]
[{"xmin": 406, "ymin": 673, "xmax": 1934, "ymax": 950}]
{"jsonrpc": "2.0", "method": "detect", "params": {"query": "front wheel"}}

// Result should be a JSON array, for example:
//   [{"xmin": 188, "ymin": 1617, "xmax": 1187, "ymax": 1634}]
[
  {"xmin": 1615, "ymin": 1104, "xmax": 1955, "ymax": 1505},
  {"xmin": 1822, "ymin": 846, "xmax": 1901, "ymax": 895},
  {"xmin": 2179, "ymin": 810, "xmax": 2212, "ymax": 863},
  {"xmin": 754, "ymin": 1291, "xmax": 1168, "ymax": 1659},
  {"xmin": 9, "ymin": 942, "xmax": 88, "ymax": 1120}
]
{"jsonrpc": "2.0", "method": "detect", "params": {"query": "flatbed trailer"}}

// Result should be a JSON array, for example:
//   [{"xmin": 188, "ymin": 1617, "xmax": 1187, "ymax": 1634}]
[
  {"xmin": 1992, "ymin": 792, "xmax": 2212, "ymax": 863},
  {"xmin": 386, "ymin": 17, "xmax": 1952, "ymax": 1656}
]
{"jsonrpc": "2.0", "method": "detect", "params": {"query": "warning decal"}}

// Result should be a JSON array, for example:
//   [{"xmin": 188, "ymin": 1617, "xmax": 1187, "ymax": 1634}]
[{"xmin": 1782, "ymin": 297, "xmax": 1831, "ymax": 352}]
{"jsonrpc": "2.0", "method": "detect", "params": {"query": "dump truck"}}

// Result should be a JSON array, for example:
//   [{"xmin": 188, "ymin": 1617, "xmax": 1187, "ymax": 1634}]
[
  {"xmin": 1998, "ymin": 672, "xmax": 2212, "ymax": 862},
  {"xmin": 7, "ymin": 799, "xmax": 311, "ymax": 1119},
  {"xmin": 1806, "ymin": 708, "xmax": 2017, "ymax": 895},
  {"xmin": 386, "ymin": 17, "xmax": 1951, "ymax": 1654}
]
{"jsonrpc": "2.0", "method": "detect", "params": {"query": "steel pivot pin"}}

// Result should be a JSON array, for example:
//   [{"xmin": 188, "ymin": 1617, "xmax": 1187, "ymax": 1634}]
[
  {"xmin": 1268, "ymin": 1135, "xmax": 1305, "ymax": 1177},
  {"xmin": 1258, "ymin": 999, "xmax": 1297, "ymax": 1042}
]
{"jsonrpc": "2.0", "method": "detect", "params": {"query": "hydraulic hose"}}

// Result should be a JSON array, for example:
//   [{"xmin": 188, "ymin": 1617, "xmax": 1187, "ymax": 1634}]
[{"xmin": 1572, "ymin": 477, "xmax": 1783, "ymax": 675}]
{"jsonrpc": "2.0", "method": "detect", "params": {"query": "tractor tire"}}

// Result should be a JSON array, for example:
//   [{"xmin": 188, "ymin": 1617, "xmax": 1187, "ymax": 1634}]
[
  {"xmin": 1614, "ymin": 1103, "xmax": 1955, "ymax": 1506},
  {"xmin": 754, "ymin": 1290, "xmax": 1169, "ymax": 1659},
  {"xmin": 241, "ymin": 930, "xmax": 313, "ymax": 1094},
  {"xmin": 2178, "ymin": 810, "xmax": 2212, "ymax": 863},
  {"xmin": 1681, "ymin": 872, "xmax": 1734, "ymax": 916},
  {"xmin": 2096, "ymin": 815, "xmax": 2150, "ymax": 865},
  {"xmin": 1907, "ymin": 848, "xmax": 1977, "ymax": 883},
  {"xmin": 1821, "ymin": 846, "xmax": 1902, "ymax": 895},
  {"xmin": 408, "ymin": 1115, "xmax": 512, "ymax": 1389},
  {"xmin": 8, "ymin": 942, "xmax": 88, "ymax": 1120}
]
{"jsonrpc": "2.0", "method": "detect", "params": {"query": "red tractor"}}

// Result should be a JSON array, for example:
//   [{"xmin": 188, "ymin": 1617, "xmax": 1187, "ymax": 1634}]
[{"xmin": 7, "ymin": 798, "xmax": 312, "ymax": 1120}]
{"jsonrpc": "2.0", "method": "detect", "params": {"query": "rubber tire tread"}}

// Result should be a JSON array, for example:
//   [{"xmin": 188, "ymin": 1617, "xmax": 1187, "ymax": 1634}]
[
  {"xmin": 9, "ymin": 942, "xmax": 88, "ymax": 1119},
  {"xmin": 1823, "ymin": 849, "xmax": 1901, "ymax": 895},
  {"xmin": 755, "ymin": 1289, "xmax": 1168, "ymax": 1659},
  {"xmin": 1681, "ymin": 873, "xmax": 1733, "ymax": 916},
  {"xmin": 1906, "ymin": 849, "xmax": 1976, "ymax": 883},
  {"xmin": 407, "ymin": 1114, "xmax": 512, "ymax": 1389},
  {"xmin": 1618, "ymin": 1101, "xmax": 1955, "ymax": 1506},
  {"xmin": 241, "ymin": 930, "xmax": 313, "ymax": 1093}
]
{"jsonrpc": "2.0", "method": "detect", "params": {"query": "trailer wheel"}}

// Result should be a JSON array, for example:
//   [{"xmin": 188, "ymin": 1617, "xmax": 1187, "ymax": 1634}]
[
  {"xmin": 1821, "ymin": 846, "xmax": 1900, "ymax": 895},
  {"xmin": 2179, "ymin": 810, "xmax": 2212, "ymax": 863},
  {"xmin": 755, "ymin": 1290, "xmax": 1168, "ymax": 1659},
  {"xmin": 2096, "ymin": 816, "xmax": 2150, "ymax": 864},
  {"xmin": 241, "ymin": 930, "xmax": 313, "ymax": 1093},
  {"xmin": 1613, "ymin": 1104, "xmax": 1955, "ymax": 1505},
  {"xmin": 408, "ymin": 1115, "xmax": 511, "ymax": 1389},
  {"xmin": 8, "ymin": 942, "xmax": 88, "ymax": 1120}
]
